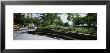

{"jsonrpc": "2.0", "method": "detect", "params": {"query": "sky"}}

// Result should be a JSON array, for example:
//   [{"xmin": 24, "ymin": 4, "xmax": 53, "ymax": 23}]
[
  {"xmin": 58, "ymin": 13, "xmax": 87, "ymax": 25},
  {"xmin": 32, "ymin": 13, "xmax": 87, "ymax": 25}
]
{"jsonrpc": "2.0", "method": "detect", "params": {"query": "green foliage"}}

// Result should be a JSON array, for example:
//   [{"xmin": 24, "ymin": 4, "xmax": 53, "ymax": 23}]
[
  {"xmin": 67, "ymin": 13, "xmax": 74, "ymax": 21},
  {"xmin": 14, "ymin": 13, "xmax": 23, "ymax": 25},
  {"xmin": 83, "ymin": 13, "xmax": 97, "ymax": 27},
  {"xmin": 74, "ymin": 27, "xmax": 93, "ymax": 34},
  {"xmin": 39, "ymin": 13, "xmax": 64, "ymax": 27},
  {"xmin": 14, "ymin": 13, "xmax": 97, "ymax": 35},
  {"xmin": 63, "ymin": 22, "xmax": 70, "ymax": 27},
  {"xmin": 67, "ymin": 13, "xmax": 97, "ymax": 27}
]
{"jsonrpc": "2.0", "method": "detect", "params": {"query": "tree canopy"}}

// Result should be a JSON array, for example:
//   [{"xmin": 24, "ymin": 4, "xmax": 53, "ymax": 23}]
[{"xmin": 14, "ymin": 13, "xmax": 97, "ymax": 28}]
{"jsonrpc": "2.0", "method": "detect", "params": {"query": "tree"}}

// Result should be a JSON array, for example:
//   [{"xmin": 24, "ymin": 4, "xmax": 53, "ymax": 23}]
[
  {"xmin": 14, "ymin": 13, "xmax": 22, "ymax": 25},
  {"xmin": 63, "ymin": 22, "xmax": 70, "ymax": 27},
  {"xmin": 67, "ymin": 13, "xmax": 83, "ymax": 26},
  {"xmin": 83, "ymin": 13, "xmax": 97, "ymax": 27},
  {"xmin": 14, "ymin": 13, "xmax": 25, "ymax": 27},
  {"xmin": 25, "ymin": 16, "xmax": 31, "ymax": 26},
  {"xmin": 33, "ymin": 17, "xmax": 42, "ymax": 27},
  {"xmin": 39, "ymin": 13, "xmax": 63, "ymax": 27},
  {"xmin": 67, "ymin": 13, "xmax": 74, "ymax": 21}
]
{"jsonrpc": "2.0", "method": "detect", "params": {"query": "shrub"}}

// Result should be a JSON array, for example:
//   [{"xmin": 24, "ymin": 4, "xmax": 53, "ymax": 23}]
[{"xmin": 74, "ymin": 27, "xmax": 94, "ymax": 34}]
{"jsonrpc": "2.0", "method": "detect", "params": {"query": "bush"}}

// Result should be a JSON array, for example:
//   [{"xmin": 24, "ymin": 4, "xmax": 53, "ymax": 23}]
[{"xmin": 74, "ymin": 27, "xmax": 94, "ymax": 34}]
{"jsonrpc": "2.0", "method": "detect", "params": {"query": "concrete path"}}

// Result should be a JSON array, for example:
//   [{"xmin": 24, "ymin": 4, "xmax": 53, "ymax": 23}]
[{"xmin": 13, "ymin": 31, "xmax": 58, "ymax": 40}]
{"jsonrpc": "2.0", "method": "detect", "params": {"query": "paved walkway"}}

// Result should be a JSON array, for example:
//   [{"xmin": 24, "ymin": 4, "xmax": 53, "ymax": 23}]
[{"xmin": 13, "ymin": 31, "xmax": 58, "ymax": 40}]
